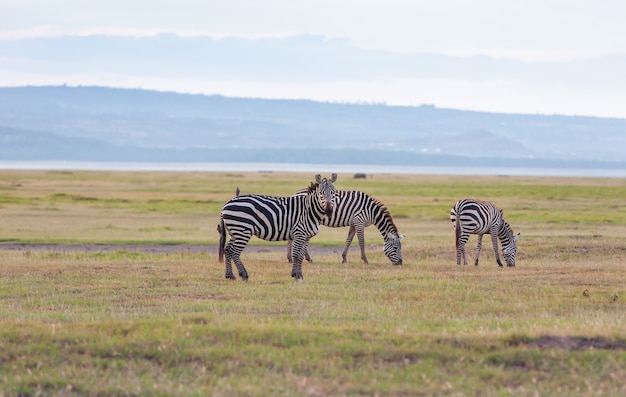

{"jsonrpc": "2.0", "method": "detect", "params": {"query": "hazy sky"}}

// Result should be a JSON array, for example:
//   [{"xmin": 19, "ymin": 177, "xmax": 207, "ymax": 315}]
[{"xmin": 2, "ymin": 0, "xmax": 625, "ymax": 118}]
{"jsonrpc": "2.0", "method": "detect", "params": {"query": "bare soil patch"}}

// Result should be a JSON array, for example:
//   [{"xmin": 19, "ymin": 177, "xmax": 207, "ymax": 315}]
[
  {"xmin": 509, "ymin": 335, "xmax": 626, "ymax": 351},
  {"xmin": 0, "ymin": 243, "xmax": 340, "ymax": 256}
]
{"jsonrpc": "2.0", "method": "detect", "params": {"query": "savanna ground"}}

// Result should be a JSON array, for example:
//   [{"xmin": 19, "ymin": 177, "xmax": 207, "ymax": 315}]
[{"xmin": 0, "ymin": 169, "xmax": 625, "ymax": 396}]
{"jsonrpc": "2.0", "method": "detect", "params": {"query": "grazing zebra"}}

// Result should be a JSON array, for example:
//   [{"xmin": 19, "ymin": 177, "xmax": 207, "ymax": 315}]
[
  {"xmin": 287, "ymin": 190, "xmax": 404, "ymax": 265},
  {"xmin": 218, "ymin": 174, "xmax": 337, "ymax": 281},
  {"xmin": 450, "ymin": 199, "xmax": 519, "ymax": 267}
]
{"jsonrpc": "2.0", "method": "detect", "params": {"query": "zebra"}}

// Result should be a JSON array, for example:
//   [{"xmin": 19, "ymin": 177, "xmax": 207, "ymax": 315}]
[
  {"xmin": 450, "ymin": 199, "xmax": 519, "ymax": 267},
  {"xmin": 287, "ymin": 190, "xmax": 403, "ymax": 265},
  {"xmin": 218, "ymin": 174, "xmax": 337, "ymax": 281}
]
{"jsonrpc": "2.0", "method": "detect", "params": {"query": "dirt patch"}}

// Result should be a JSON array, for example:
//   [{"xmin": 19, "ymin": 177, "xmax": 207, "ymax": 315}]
[
  {"xmin": 509, "ymin": 335, "xmax": 626, "ymax": 351},
  {"xmin": 0, "ymin": 243, "xmax": 341, "ymax": 257},
  {"xmin": 0, "ymin": 243, "xmax": 211, "ymax": 254}
]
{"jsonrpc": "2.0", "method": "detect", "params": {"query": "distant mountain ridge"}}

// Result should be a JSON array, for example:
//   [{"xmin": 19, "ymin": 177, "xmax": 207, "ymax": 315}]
[{"xmin": 1, "ymin": 85, "xmax": 625, "ymax": 169}]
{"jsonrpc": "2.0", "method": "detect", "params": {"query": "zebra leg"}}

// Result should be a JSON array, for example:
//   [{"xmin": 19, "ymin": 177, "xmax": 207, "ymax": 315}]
[
  {"xmin": 474, "ymin": 234, "xmax": 484, "ymax": 266},
  {"xmin": 490, "ymin": 231, "xmax": 504, "ymax": 267},
  {"xmin": 228, "ymin": 232, "xmax": 251, "ymax": 280},
  {"xmin": 290, "ymin": 237, "xmax": 307, "ymax": 280},
  {"xmin": 225, "ymin": 243, "xmax": 249, "ymax": 280},
  {"xmin": 304, "ymin": 241, "xmax": 313, "ymax": 262},
  {"xmin": 287, "ymin": 239, "xmax": 312, "ymax": 263},
  {"xmin": 287, "ymin": 239, "xmax": 292, "ymax": 263},
  {"xmin": 224, "ymin": 242, "xmax": 236, "ymax": 280},
  {"xmin": 457, "ymin": 233, "xmax": 469, "ymax": 265},
  {"xmin": 233, "ymin": 256, "xmax": 249, "ymax": 280},
  {"xmin": 341, "ymin": 225, "xmax": 357, "ymax": 263},
  {"xmin": 356, "ymin": 224, "xmax": 369, "ymax": 265}
]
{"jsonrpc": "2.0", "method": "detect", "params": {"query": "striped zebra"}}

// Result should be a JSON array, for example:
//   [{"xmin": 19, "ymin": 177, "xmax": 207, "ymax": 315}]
[
  {"xmin": 450, "ymin": 199, "xmax": 519, "ymax": 267},
  {"xmin": 218, "ymin": 174, "xmax": 337, "ymax": 280},
  {"xmin": 287, "ymin": 190, "xmax": 403, "ymax": 265}
]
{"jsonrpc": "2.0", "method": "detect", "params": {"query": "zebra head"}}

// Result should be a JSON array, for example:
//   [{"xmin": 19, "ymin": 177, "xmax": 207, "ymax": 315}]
[
  {"xmin": 502, "ymin": 231, "xmax": 520, "ymax": 267},
  {"xmin": 384, "ymin": 232, "xmax": 404, "ymax": 265},
  {"xmin": 314, "ymin": 173, "xmax": 337, "ymax": 216}
]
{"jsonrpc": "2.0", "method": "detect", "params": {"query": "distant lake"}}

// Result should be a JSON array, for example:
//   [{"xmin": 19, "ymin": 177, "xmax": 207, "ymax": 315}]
[{"xmin": 1, "ymin": 161, "xmax": 625, "ymax": 178}]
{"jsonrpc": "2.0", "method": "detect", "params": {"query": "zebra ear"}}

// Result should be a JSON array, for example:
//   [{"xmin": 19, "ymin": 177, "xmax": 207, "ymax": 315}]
[
  {"xmin": 514, "ymin": 232, "xmax": 520, "ymax": 242},
  {"xmin": 388, "ymin": 233, "xmax": 405, "ymax": 240},
  {"xmin": 315, "ymin": 174, "xmax": 322, "ymax": 183},
  {"xmin": 330, "ymin": 173, "xmax": 337, "ymax": 182}
]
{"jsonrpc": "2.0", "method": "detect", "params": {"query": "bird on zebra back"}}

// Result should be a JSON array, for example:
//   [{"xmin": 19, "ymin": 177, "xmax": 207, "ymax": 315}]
[
  {"xmin": 218, "ymin": 173, "xmax": 337, "ymax": 281},
  {"xmin": 450, "ymin": 199, "xmax": 519, "ymax": 267},
  {"xmin": 287, "ymin": 189, "xmax": 404, "ymax": 266}
]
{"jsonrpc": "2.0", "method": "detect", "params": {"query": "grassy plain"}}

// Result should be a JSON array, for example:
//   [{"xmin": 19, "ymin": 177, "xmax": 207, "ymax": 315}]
[{"xmin": 0, "ymin": 170, "xmax": 625, "ymax": 396}]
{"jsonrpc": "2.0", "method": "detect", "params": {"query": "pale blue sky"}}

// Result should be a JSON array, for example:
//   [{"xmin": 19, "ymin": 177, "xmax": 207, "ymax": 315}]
[{"xmin": 2, "ymin": 0, "xmax": 625, "ymax": 117}]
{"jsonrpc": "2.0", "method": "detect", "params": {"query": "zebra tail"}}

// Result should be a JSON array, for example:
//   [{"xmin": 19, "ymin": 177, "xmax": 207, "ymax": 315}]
[
  {"xmin": 218, "ymin": 218, "xmax": 226, "ymax": 263},
  {"xmin": 455, "ymin": 214, "xmax": 461, "ymax": 253}
]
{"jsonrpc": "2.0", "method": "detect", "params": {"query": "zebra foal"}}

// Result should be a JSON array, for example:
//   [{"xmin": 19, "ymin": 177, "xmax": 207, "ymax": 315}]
[
  {"xmin": 218, "ymin": 174, "xmax": 337, "ymax": 281},
  {"xmin": 450, "ymin": 199, "xmax": 519, "ymax": 267},
  {"xmin": 287, "ymin": 190, "xmax": 403, "ymax": 265}
]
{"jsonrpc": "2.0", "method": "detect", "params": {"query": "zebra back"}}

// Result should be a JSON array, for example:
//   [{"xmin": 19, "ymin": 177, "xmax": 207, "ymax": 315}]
[
  {"xmin": 450, "ymin": 199, "xmax": 503, "ymax": 234},
  {"xmin": 221, "ymin": 193, "xmax": 302, "ymax": 240},
  {"xmin": 294, "ymin": 189, "xmax": 398, "ymax": 236},
  {"xmin": 219, "ymin": 174, "xmax": 337, "ymax": 244},
  {"xmin": 327, "ymin": 190, "xmax": 399, "ymax": 237}
]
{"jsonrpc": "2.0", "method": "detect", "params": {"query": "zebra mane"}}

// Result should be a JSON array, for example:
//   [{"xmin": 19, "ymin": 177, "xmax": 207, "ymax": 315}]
[
  {"xmin": 500, "ymin": 219, "xmax": 515, "ymax": 239},
  {"xmin": 288, "ymin": 184, "xmax": 315, "ymax": 197},
  {"xmin": 371, "ymin": 196, "xmax": 398, "ymax": 234}
]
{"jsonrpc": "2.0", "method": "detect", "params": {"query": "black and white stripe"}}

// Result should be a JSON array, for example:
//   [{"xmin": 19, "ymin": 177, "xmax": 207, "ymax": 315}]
[
  {"xmin": 218, "ymin": 174, "xmax": 337, "ymax": 280},
  {"xmin": 450, "ymin": 199, "xmax": 519, "ymax": 267},
  {"xmin": 288, "ymin": 190, "xmax": 403, "ymax": 265}
]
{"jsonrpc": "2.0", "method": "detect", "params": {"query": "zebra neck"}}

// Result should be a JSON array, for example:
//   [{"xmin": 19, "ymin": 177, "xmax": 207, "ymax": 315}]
[
  {"xmin": 373, "ymin": 204, "xmax": 397, "ymax": 239},
  {"xmin": 306, "ymin": 190, "xmax": 325, "ymax": 221},
  {"xmin": 498, "ymin": 221, "xmax": 514, "ymax": 245},
  {"xmin": 378, "ymin": 221, "xmax": 397, "ymax": 239}
]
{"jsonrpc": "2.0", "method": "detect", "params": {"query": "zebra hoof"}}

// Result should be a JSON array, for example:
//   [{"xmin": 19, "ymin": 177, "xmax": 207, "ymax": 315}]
[
  {"xmin": 239, "ymin": 272, "xmax": 249, "ymax": 281},
  {"xmin": 291, "ymin": 272, "xmax": 303, "ymax": 281},
  {"xmin": 225, "ymin": 274, "xmax": 236, "ymax": 280}
]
